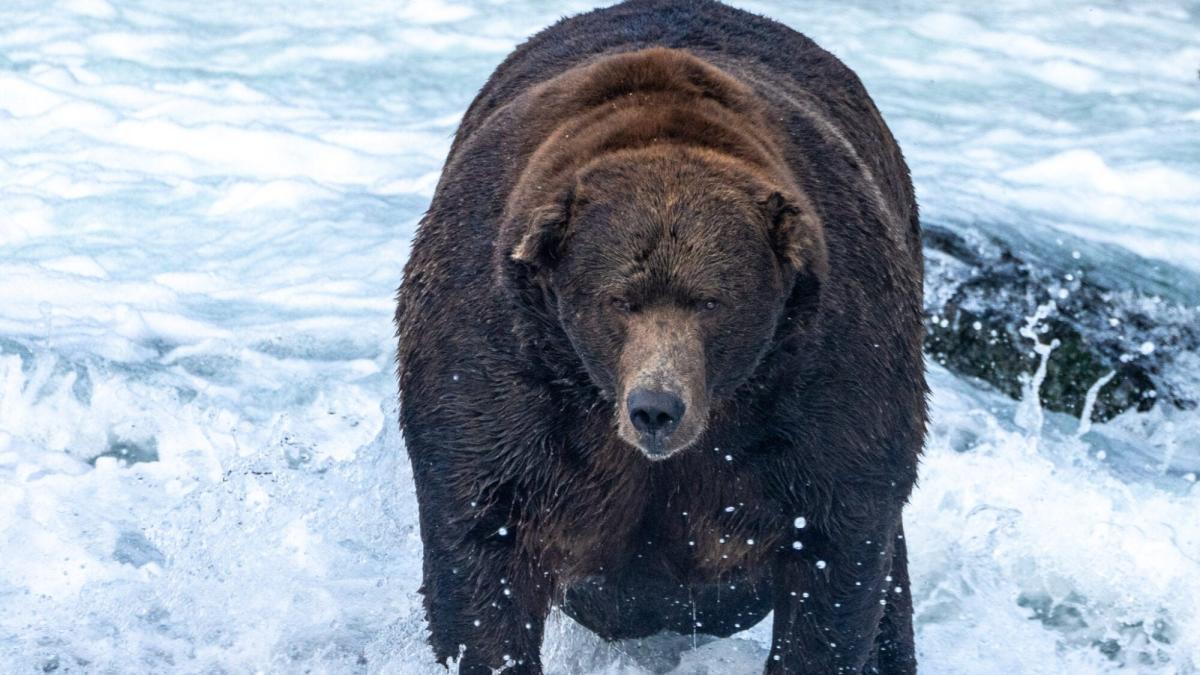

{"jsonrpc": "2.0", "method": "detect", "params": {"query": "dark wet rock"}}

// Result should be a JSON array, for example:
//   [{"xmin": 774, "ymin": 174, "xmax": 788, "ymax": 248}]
[
  {"xmin": 89, "ymin": 434, "xmax": 159, "ymax": 466},
  {"xmin": 1017, "ymin": 589, "xmax": 1178, "ymax": 667},
  {"xmin": 175, "ymin": 353, "xmax": 241, "ymax": 386},
  {"xmin": 923, "ymin": 224, "xmax": 1199, "ymax": 422},
  {"xmin": 113, "ymin": 530, "xmax": 166, "ymax": 569},
  {"xmin": 0, "ymin": 336, "xmax": 35, "ymax": 366}
]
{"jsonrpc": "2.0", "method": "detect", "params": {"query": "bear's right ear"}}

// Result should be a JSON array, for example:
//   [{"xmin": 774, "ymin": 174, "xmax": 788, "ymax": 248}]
[
  {"xmin": 511, "ymin": 186, "xmax": 577, "ymax": 271},
  {"xmin": 763, "ymin": 190, "xmax": 829, "ymax": 282}
]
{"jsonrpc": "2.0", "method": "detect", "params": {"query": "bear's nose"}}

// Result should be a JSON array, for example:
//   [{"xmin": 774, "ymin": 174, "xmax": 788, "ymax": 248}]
[{"xmin": 627, "ymin": 388, "xmax": 685, "ymax": 438}]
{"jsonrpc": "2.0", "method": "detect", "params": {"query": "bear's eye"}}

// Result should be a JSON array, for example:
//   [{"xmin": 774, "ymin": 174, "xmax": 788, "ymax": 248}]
[
  {"xmin": 611, "ymin": 297, "xmax": 632, "ymax": 313},
  {"xmin": 702, "ymin": 299, "xmax": 720, "ymax": 312}
]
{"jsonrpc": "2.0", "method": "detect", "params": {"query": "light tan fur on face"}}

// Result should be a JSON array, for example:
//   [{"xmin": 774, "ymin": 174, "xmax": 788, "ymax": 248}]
[{"xmin": 616, "ymin": 307, "xmax": 708, "ymax": 459}]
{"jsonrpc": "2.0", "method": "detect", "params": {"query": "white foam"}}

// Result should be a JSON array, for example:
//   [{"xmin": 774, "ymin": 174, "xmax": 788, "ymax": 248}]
[
  {"xmin": 398, "ymin": 0, "xmax": 476, "ymax": 24},
  {"xmin": 39, "ymin": 255, "xmax": 109, "ymax": 278},
  {"xmin": 62, "ymin": 0, "xmax": 117, "ymax": 19},
  {"xmin": 1029, "ymin": 59, "xmax": 1102, "ymax": 93},
  {"xmin": 105, "ymin": 119, "xmax": 390, "ymax": 184},
  {"xmin": 208, "ymin": 179, "xmax": 339, "ymax": 216},
  {"xmin": 0, "ymin": 197, "xmax": 55, "ymax": 245},
  {"xmin": 0, "ymin": 75, "xmax": 65, "ymax": 116},
  {"xmin": 86, "ymin": 31, "xmax": 177, "ymax": 60},
  {"xmin": 1004, "ymin": 149, "xmax": 1200, "ymax": 202}
]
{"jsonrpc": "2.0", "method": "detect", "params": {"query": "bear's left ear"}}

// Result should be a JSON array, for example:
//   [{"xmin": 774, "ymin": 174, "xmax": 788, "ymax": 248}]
[
  {"xmin": 511, "ymin": 186, "xmax": 577, "ymax": 271},
  {"xmin": 763, "ymin": 190, "xmax": 829, "ymax": 281}
]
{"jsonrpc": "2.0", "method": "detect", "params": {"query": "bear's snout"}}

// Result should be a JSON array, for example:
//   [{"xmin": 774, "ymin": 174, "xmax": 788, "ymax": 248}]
[
  {"xmin": 616, "ymin": 308, "xmax": 708, "ymax": 459},
  {"xmin": 627, "ymin": 387, "xmax": 686, "ymax": 453}
]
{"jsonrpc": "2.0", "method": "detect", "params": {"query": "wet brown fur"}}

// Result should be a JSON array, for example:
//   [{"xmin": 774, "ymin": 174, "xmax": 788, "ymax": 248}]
[{"xmin": 396, "ymin": 2, "xmax": 925, "ymax": 673}]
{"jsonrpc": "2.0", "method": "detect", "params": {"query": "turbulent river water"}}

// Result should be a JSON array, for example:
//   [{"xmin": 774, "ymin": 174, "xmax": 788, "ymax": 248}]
[{"xmin": 1, "ymin": 1, "xmax": 1197, "ymax": 672}]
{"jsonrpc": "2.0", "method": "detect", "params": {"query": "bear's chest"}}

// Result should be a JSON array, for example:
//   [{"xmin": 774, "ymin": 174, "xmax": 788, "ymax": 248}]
[
  {"xmin": 533, "ymin": 449, "xmax": 806, "ymax": 583},
  {"xmin": 653, "ymin": 475, "xmax": 806, "ymax": 579}
]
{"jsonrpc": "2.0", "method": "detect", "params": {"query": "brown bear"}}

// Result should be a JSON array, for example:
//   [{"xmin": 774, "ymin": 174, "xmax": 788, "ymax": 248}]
[{"xmin": 395, "ymin": 1, "xmax": 926, "ymax": 673}]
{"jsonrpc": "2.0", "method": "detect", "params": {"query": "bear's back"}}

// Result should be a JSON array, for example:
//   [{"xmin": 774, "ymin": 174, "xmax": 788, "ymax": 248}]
[
  {"xmin": 441, "ymin": 0, "xmax": 917, "ymax": 260},
  {"xmin": 457, "ymin": 0, "xmax": 849, "ymax": 145}
]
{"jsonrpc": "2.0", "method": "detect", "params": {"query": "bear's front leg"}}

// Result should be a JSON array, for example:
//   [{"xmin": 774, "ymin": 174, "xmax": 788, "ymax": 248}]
[
  {"xmin": 419, "ymin": 512, "xmax": 552, "ymax": 674},
  {"xmin": 765, "ymin": 520, "xmax": 904, "ymax": 674},
  {"xmin": 870, "ymin": 521, "xmax": 916, "ymax": 674}
]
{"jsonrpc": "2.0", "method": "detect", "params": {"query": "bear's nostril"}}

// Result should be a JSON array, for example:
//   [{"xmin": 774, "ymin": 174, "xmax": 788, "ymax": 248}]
[
  {"xmin": 632, "ymin": 409, "xmax": 652, "ymax": 429},
  {"xmin": 627, "ymin": 388, "xmax": 686, "ymax": 438}
]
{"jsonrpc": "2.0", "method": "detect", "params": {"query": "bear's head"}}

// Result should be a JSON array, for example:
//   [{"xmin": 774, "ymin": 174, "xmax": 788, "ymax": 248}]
[{"xmin": 505, "ymin": 146, "xmax": 827, "ymax": 460}]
